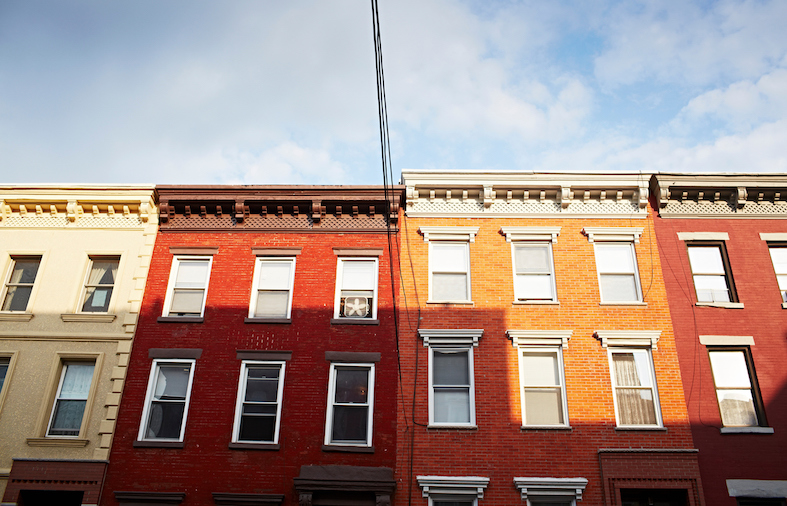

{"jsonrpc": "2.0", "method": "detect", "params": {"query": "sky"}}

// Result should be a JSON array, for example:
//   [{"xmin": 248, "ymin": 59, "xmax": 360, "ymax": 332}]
[{"xmin": 1, "ymin": 0, "xmax": 786, "ymax": 185}]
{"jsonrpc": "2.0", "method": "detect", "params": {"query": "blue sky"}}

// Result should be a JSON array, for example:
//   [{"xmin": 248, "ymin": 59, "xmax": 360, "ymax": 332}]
[{"xmin": 1, "ymin": 0, "xmax": 786, "ymax": 185}]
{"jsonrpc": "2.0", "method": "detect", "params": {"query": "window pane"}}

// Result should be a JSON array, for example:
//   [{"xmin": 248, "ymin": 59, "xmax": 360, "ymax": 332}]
[
  {"xmin": 146, "ymin": 402, "xmax": 185, "ymax": 439},
  {"xmin": 335, "ymin": 368, "xmax": 369, "ymax": 403},
  {"xmin": 341, "ymin": 260, "xmax": 375, "ymax": 290},
  {"xmin": 709, "ymin": 351, "xmax": 752, "ymax": 388},
  {"xmin": 616, "ymin": 388, "xmax": 656, "ymax": 425},
  {"xmin": 515, "ymin": 246, "xmax": 550, "ymax": 273},
  {"xmin": 169, "ymin": 289, "xmax": 205, "ymax": 314},
  {"xmin": 432, "ymin": 273, "xmax": 468, "ymax": 301},
  {"xmin": 717, "ymin": 390, "xmax": 758, "ymax": 426},
  {"xmin": 613, "ymin": 352, "xmax": 652, "ymax": 387},
  {"xmin": 9, "ymin": 259, "xmax": 40, "ymax": 284},
  {"xmin": 245, "ymin": 378, "xmax": 279, "ymax": 403},
  {"xmin": 82, "ymin": 286, "xmax": 113, "ymax": 312},
  {"xmin": 239, "ymin": 413, "xmax": 275, "ymax": 441},
  {"xmin": 2, "ymin": 286, "xmax": 33, "ymax": 311},
  {"xmin": 434, "ymin": 244, "xmax": 467, "ymax": 271},
  {"xmin": 331, "ymin": 405, "xmax": 368, "ymax": 441},
  {"xmin": 255, "ymin": 291, "xmax": 289, "ymax": 318},
  {"xmin": 59, "ymin": 364, "xmax": 94, "ymax": 399},
  {"xmin": 433, "ymin": 350, "xmax": 469, "ymax": 385},
  {"xmin": 49, "ymin": 400, "xmax": 87, "ymax": 435},
  {"xmin": 340, "ymin": 293, "xmax": 373, "ymax": 318},
  {"xmin": 258, "ymin": 261, "xmax": 291, "ymax": 290},
  {"xmin": 596, "ymin": 244, "xmax": 634, "ymax": 273},
  {"xmin": 0, "ymin": 358, "xmax": 8, "ymax": 392},
  {"xmin": 524, "ymin": 388, "xmax": 563, "ymax": 425},
  {"xmin": 87, "ymin": 259, "xmax": 118, "ymax": 285},
  {"xmin": 693, "ymin": 275, "xmax": 730, "ymax": 302},
  {"xmin": 174, "ymin": 261, "xmax": 209, "ymax": 288},
  {"xmin": 522, "ymin": 353, "xmax": 559, "ymax": 386},
  {"xmin": 154, "ymin": 366, "xmax": 190, "ymax": 400},
  {"xmin": 434, "ymin": 388, "xmax": 470, "ymax": 423},
  {"xmin": 515, "ymin": 274, "xmax": 553, "ymax": 300},
  {"xmin": 769, "ymin": 248, "xmax": 787, "ymax": 274},
  {"xmin": 688, "ymin": 247, "xmax": 725, "ymax": 274},
  {"xmin": 600, "ymin": 274, "xmax": 638, "ymax": 301}
]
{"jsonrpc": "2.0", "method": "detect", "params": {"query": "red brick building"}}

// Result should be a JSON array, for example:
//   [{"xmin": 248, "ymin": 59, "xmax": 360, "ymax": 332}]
[
  {"xmin": 396, "ymin": 171, "xmax": 704, "ymax": 506},
  {"xmin": 651, "ymin": 174, "xmax": 787, "ymax": 506},
  {"xmin": 101, "ymin": 186, "xmax": 402, "ymax": 506}
]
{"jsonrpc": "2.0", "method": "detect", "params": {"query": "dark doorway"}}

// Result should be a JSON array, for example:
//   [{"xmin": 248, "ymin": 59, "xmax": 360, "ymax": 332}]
[
  {"xmin": 19, "ymin": 490, "xmax": 84, "ymax": 506},
  {"xmin": 620, "ymin": 488, "xmax": 689, "ymax": 506}
]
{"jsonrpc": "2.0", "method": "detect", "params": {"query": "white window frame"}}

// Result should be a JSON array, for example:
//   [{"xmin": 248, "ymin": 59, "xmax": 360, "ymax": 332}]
[
  {"xmin": 428, "ymin": 242, "xmax": 472, "ymax": 303},
  {"xmin": 324, "ymin": 362, "xmax": 375, "ymax": 447},
  {"xmin": 333, "ymin": 257, "xmax": 379, "ymax": 320},
  {"xmin": 708, "ymin": 347, "xmax": 767, "ymax": 429},
  {"xmin": 161, "ymin": 256, "xmax": 213, "ymax": 318},
  {"xmin": 607, "ymin": 347, "xmax": 662, "ymax": 428},
  {"xmin": 509, "ymin": 330, "xmax": 572, "ymax": 428},
  {"xmin": 78, "ymin": 255, "xmax": 120, "ymax": 313},
  {"xmin": 502, "ymin": 227, "xmax": 560, "ymax": 304},
  {"xmin": 420, "ymin": 227, "xmax": 478, "ymax": 304},
  {"xmin": 138, "ymin": 359, "xmax": 196, "ymax": 442},
  {"xmin": 46, "ymin": 361, "xmax": 96, "ymax": 437},
  {"xmin": 248, "ymin": 257, "xmax": 296, "ymax": 319},
  {"xmin": 417, "ymin": 476, "xmax": 489, "ymax": 506},
  {"xmin": 584, "ymin": 227, "xmax": 643, "ymax": 304},
  {"xmin": 686, "ymin": 243, "xmax": 736, "ymax": 304},
  {"xmin": 766, "ymin": 245, "xmax": 787, "ymax": 305},
  {"xmin": 1, "ymin": 255, "xmax": 42, "ymax": 313},
  {"xmin": 232, "ymin": 360, "xmax": 286, "ymax": 444}
]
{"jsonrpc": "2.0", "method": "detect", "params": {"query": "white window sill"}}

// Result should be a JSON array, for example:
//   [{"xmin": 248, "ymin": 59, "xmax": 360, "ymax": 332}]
[
  {"xmin": 26, "ymin": 437, "xmax": 89, "ymax": 447},
  {"xmin": 61, "ymin": 313, "xmax": 116, "ymax": 322},
  {"xmin": 427, "ymin": 424, "xmax": 478, "ymax": 430},
  {"xmin": 696, "ymin": 302, "xmax": 744, "ymax": 309},
  {"xmin": 427, "ymin": 300, "xmax": 474, "ymax": 305},
  {"xmin": 720, "ymin": 426, "xmax": 774, "ymax": 434},
  {"xmin": 615, "ymin": 426, "xmax": 667, "ymax": 431},
  {"xmin": 0, "ymin": 312, "xmax": 33, "ymax": 321},
  {"xmin": 513, "ymin": 300, "xmax": 559, "ymax": 305},
  {"xmin": 599, "ymin": 301, "xmax": 647, "ymax": 306},
  {"xmin": 521, "ymin": 425, "xmax": 572, "ymax": 430}
]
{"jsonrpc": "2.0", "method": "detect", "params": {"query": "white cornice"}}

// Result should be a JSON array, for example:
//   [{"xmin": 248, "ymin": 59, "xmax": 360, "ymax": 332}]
[
  {"xmin": 513, "ymin": 477, "xmax": 588, "ymax": 502},
  {"xmin": 418, "ymin": 329, "xmax": 483, "ymax": 347},
  {"xmin": 583, "ymin": 227, "xmax": 644, "ymax": 243},
  {"xmin": 507, "ymin": 330, "xmax": 572, "ymax": 348},
  {"xmin": 500, "ymin": 227, "xmax": 561, "ymax": 243},
  {"xmin": 417, "ymin": 476, "xmax": 490, "ymax": 499},
  {"xmin": 418, "ymin": 226, "xmax": 479, "ymax": 242},
  {"xmin": 594, "ymin": 330, "xmax": 662, "ymax": 350}
]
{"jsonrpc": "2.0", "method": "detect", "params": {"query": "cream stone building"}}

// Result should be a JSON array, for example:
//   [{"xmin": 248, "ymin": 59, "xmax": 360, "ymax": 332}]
[{"xmin": 0, "ymin": 186, "xmax": 157, "ymax": 506}]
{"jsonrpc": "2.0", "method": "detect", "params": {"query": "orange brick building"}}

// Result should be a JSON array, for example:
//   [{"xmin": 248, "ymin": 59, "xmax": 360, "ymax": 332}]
[{"xmin": 395, "ymin": 171, "xmax": 704, "ymax": 506}]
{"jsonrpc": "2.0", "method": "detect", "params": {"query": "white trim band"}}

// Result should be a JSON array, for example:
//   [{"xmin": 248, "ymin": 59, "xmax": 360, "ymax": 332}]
[
  {"xmin": 508, "ymin": 330, "xmax": 572, "ymax": 348},
  {"xmin": 419, "ymin": 329, "xmax": 484, "ymax": 347},
  {"xmin": 677, "ymin": 232, "xmax": 730, "ymax": 241},
  {"xmin": 595, "ymin": 330, "xmax": 662, "ymax": 350},
  {"xmin": 699, "ymin": 335, "xmax": 755, "ymax": 346},
  {"xmin": 417, "ymin": 476, "xmax": 490, "ymax": 499},
  {"xmin": 727, "ymin": 479, "xmax": 787, "ymax": 498},
  {"xmin": 760, "ymin": 233, "xmax": 787, "ymax": 241},
  {"xmin": 419, "ymin": 226, "xmax": 479, "ymax": 243},
  {"xmin": 583, "ymin": 227, "xmax": 644, "ymax": 243},
  {"xmin": 513, "ymin": 477, "xmax": 588, "ymax": 502},
  {"xmin": 500, "ymin": 227, "xmax": 561, "ymax": 243}
]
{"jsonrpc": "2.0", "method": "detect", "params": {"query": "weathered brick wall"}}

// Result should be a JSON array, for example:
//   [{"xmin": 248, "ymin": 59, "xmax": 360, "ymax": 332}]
[
  {"xmin": 396, "ymin": 211, "xmax": 699, "ymax": 506},
  {"xmin": 653, "ymin": 215, "xmax": 787, "ymax": 506},
  {"xmin": 102, "ymin": 230, "xmax": 399, "ymax": 506}
]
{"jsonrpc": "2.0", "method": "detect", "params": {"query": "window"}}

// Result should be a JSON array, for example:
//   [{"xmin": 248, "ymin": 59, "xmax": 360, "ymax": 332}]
[
  {"xmin": 1, "ymin": 256, "xmax": 41, "ymax": 312},
  {"xmin": 512, "ymin": 244, "xmax": 557, "ymax": 302},
  {"xmin": 768, "ymin": 246, "xmax": 787, "ymax": 303},
  {"xmin": 608, "ymin": 348, "xmax": 661, "ymax": 427},
  {"xmin": 687, "ymin": 243, "xmax": 735, "ymax": 303},
  {"xmin": 249, "ymin": 257, "xmax": 295, "ymax": 319},
  {"xmin": 0, "ymin": 357, "xmax": 10, "ymax": 394},
  {"xmin": 232, "ymin": 361, "xmax": 285, "ymax": 444},
  {"xmin": 80, "ymin": 256, "xmax": 119, "ymax": 312},
  {"xmin": 334, "ymin": 258, "xmax": 378, "ymax": 320},
  {"xmin": 430, "ymin": 347, "xmax": 475, "ymax": 426},
  {"xmin": 139, "ymin": 360, "xmax": 195, "ymax": 441},
  {"xmin": 417, "ymin": 476, "xmax": 489, "ymax": 506},
  {"xmin": 709, "ymin": 348, "xmax": 766, "ymax": 427},
  {"xmin": 324, "ymin": 363, "xmax": 374, "ymax": 446},
  {"xmin": 595, "ymin": 243, "xmax": 641, "ymax": 302},
  {"xmin": 519, "ymin": 348, "xmax": 568, "ymax": 426},
  {"xmin": 162, "ymin": 256, "xmax": 212, "ymax": 317},
  {"xmin": 47, "ymin": 362, "xmax": 95, "ymax": 436},
  {"xmin": 430, "ymin": 243, "xmax": 471, "ymax": 302}
]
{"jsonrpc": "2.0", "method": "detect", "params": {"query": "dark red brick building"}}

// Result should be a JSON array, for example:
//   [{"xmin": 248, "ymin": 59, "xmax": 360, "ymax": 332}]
[
  {"xmin": 651, "ymin": 174, "xmax": 787, "ymax": 506},
  {"xmin": 101, "ymin": 186, "xmax": 402, "ymax": 506}
]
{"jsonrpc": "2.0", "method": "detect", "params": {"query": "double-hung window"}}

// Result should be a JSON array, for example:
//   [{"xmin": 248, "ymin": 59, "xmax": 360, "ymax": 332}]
[
  {"xmin": 1, "ymin": 256, "xmax": 41, "ymax": 312},
  {"xmin": 584, "ymin": 228, "xmax": 643, "ymax": 303},
  {"xmin": 509, "ymin": 330, "xmax": 572, "ymax": 428},
  {"xmin": 502, "ymin": 227, "xmax": 560, "ymax": 303},
  {"xmin": 232, "ymin": 361, "xmax": 285, "ymax": 444},
  {"xmin": 324, "ymin": 363, "xmax": 374, "ymax": 446},
  {"xmin": 139, "ymin": 359, "xmax": 196, "ymax": 442},
  {"xmin": 421, "ymin": 329, "xmax": 483, "ymax": 427},
  {"xmin": 249, "ymin": 257, "xmax": 296, "ymax": 319},
  {"xmin": 47, "ymin": 362, "xmax": 95, "ymax": 436},
  {"xmin": 767, "ymin": 245, "xmax": 787, "ymax": 303},
  {"xmin": 420, "ymin": 227, "xmax": 479, "ymax": 303},
  {"xmin": 162, "ymin": 256, "xmax": 212, "ymax": 318},
  {"xmin": 687, "ymin": 243, "xmax": 736, "ymax": 303},
  {"xmin": 608, "ymin": 347, "xmax": 661, "ymax": 427},
  {"xmin": 708, "ymin": 348, "xmax": 766, "ymax": 428},
  {"xmin": 80, "ymin": 256, "xmax": 120, "ymax": 313},
  {"xmin": 334, "ymin": 257, "xmax": 378, "ymax": 320}
]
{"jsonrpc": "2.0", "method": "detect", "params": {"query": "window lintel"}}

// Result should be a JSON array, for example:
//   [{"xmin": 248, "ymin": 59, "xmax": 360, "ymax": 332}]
[
  {"xmin": 252, "ymin": 247, "xmax": 302, "ymax": 256},
  {"xmin": 594, "ymin": 330, "xmax": 661, "ymax": 350},
  {"xmin": 332, "ymin": 248, "xmax": 383, "ymax": 257},
  {"xmin": 583, "ymin": 227, "xmax": 643, "ymax": 243},
  {"xmin": 507, "ymin": 330, "xmax": 572, "ymax": 348},
  {"xmin": 760, "ymin": 233, "xmax": 787, "ymax": 242},
  {"xmin": 500, "ymin": 226, "xmax": 561, "ymax": 243},
  {"xmin": 417, "ymin": 476, "xmax": 490, "ymax": 499},
  {"xmin": 699, "ymin": 335, "xmax": 754, "ymax": 346},
  {"xmin": 513, "ymin": 477, "xmax": 588, "ymax": 502},
  {"xmin": 419, "ymin": 329, "xmax": 483, "ymax": 347},
  {"xmin": 419, "ymin": 226, "xmax": 479, "ymax": 243},
  {"xmin": 677, "ymin": 232, "xmax": 729, "ymax": 241}
]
